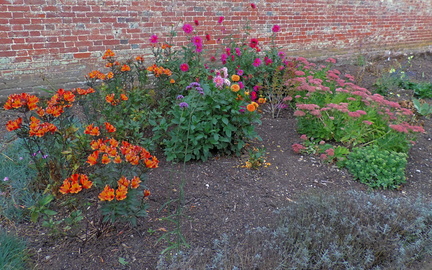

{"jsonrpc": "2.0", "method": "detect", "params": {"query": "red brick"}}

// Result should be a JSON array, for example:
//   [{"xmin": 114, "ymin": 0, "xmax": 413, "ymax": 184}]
[
  {"xmin": 73, "ymin": 52, "xmax": 92, "ymax": 58},
  {"xmin": 0, "ymin": 50, "xmax": 16, "ymax": 57}
]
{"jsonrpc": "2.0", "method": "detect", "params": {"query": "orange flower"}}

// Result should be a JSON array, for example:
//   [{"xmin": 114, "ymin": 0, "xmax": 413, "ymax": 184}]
[
  {"xmin": 59, "ymin": 179, "xmax": 72, "ymax": 194},
  {"xmin": 63, "ymin": 91, "xmax": 76, "ymax": 102},
  {"xmin": 98, "ymin": 185, "xmax": 115, "ymax": 201},
  {"xmin": 101, "ymin": 154, "xmax": 111, "ymax": 164},
  {"xmin": 117, "ymin": 176, "xmax": 130, "ymax": 187},
  {"xmin": 143, "ymin": 189, "xmax": 151, "ymax": 197},
  {"xmin": 115, "ymin": 185, "xmax": 128, "ymax": 201},
  {"xmin": 109, "ymin": 138, "xmax": 119, "ymax": 147},
  {"xmin": 87, "ymin": 151, "xmax": 99, "ymax": 166},
  {"xmin": 45, "ymin": 105, "xmax": 64, "ymax": 117},
  {"xmin": 105, "ymin": 93, "xmax": 116, "ymax": 105},
  {"xmin": 247, "ymin": 103, "xmax": 257, "ymax": 112},
  {"xmin": 6, "ymin": 117, "xmax": 22, "ymax": 131},
  {"xmin": 258, "ymin": 97, "xmax": 266, "ymax": 104},
  {"xmin": 161, "ymin": 44, "xmax": 171, "ymax": 49},
  {"xmin": 120, "ymin": 94, "xmax": 128, "ymax": 101},
  {"xmin": 106, "ymin": 72, "xmax": 114, "ymax": 79},
  {"xmin": 113, "ymin": 155, "xmax": 122, "ymax": 163},
  {"xmin": 104, "ymin": 122, "xmax": 116, "ymax": 133},
  {"xmin": 84, "ymin": 124, "xmax": 100, "ymax": 136},
  {"xmin": 90, "ymin": 139, "xmax": 103, "ymax": 150},
  {"xmin": 144, "ymin": 156, "xmax": 159, "ymax": 168},
  {"xmin": 121, "ymin": 64, "xmax": 131, "ymax": 72},
  {"xmin": 79, "ymin": 174, "xmax": 93, "ymax": 189},
  {"xmin": 231, "ymin": 75, "xmax": 240, "ymax": 82},
  {"xmin": 102, "ymin": 49, "xmax": 115, "ymax": 59},
  {"xmin": 70, "ymin": 181, "xmax": 83, "ymax": 194},
  {"xmin": 135, "ymin": 55, "xmax": 144, "ymax": 61},
  {"xmin": 231, "ymin": 84, "xmax": 240, "ymax": 92},
  {"xmin": 170, "ymin": 79, "xmax": 175, "ymax": 84},
  {"xmin": 130, "ymin": 176, "xmax": 141, "ymax": 189}
]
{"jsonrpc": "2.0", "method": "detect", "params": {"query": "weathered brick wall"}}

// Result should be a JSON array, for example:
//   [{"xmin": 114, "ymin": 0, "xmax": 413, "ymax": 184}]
[{"xmin": 1, "ymin": 0, "xmax": 432, "ymax": 96}]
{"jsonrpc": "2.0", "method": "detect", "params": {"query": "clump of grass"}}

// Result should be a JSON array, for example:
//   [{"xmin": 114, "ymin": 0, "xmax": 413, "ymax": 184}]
[
  {"xmin": 0, "ymin": 230, "xmax": 29, "ymax": 270},
  {"xmin": 0, "ymin": 138, "xmax": 40, "ymax": 221},
  {"xmin": 159, "ymin": 190, "xmax": 432, "ymax": 269}
]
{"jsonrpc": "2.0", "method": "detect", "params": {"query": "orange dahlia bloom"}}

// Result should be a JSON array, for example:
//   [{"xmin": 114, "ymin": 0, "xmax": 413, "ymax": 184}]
[
  {"xmin": 231, "ymin": 75, "xmax": 240, "ymax": 82},
  {"xmin": 247, "ymin": 103, "xmax": 257, "ymax": 112},
  {"xmin": 231, "ymin": 84, "xmax": 240, "ymax": 92},
  {"xmin": 98, "ymin": 185, "xmax": 115, "ymax": 201},
  {"xmin": 121, "ymin": 64, "xmax": 131, "ymax": 72},
  {"xmin": 258, "ymin": 97, "xmax": 266, "ymax": 104}
]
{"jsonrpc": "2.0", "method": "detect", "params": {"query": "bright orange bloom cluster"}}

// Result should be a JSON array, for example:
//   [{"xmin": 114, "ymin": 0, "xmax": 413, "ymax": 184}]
[
  {"xmin": 258, "ymin": 97, "xmax": 267, "ymax": 104},
  {"xmin": 75, "ymin": 87, "xmax": 95, "ymax": 96},
  {"xmin": 59, "ymin": 173, "xmax": 93, "ymax": 194},
  {"xmin": 88, "ymin": 70, "xmax": 107, "ymax": 80},
  {"xmin": 86, "ymin": 138, "xmax": 159, "ymax": 168},
  {"xmin": 41, "ymin": 88, "xmax": 76, "ymax": 117},
  {"xmin": 161, "ymin": 44, "xmax": 171, "ymax": 50},
  {"xmin": 146, "ymin": 64, "xmax": 172, "ymax": 77},
  {"xmin": 98, "ymin": 175, "xmax": 143, "ymax": 201},
  {"xmin": 105, "ymin": 93, "xmax": 128, "ymax": 105},
  {"xmin": 3, "ymin": 93, "xmax": 40, "ymax": 111},
  {"xmin": 104, "ymin": 122, "xmax": 116, "ymax": 133},
  {"xmin": 102, "ymin": 49, "xmax": 116, "ymax": 59},
  {"xmin": 121, "ymin": 64, "xmax": 131, "ymax": 72},
  {"xmin": 29, "ymin": 116, "xmax": 58, "ymax": 137},
  {"xmin": 135, "ymin": 55, "xmax": 144, "ymax": 62},
  {"xmin": 6, "ymin": 117, "xmax": 23, "ymax": 131},
  {"xmin": 84, "ymin": 124, "xmax": 100, "ymax": 136}
]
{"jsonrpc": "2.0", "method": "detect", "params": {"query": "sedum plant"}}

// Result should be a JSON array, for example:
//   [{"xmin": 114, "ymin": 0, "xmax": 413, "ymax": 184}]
[{"xmin": 345, "ymin": 145, "xmax": 407, "ymax": 189}]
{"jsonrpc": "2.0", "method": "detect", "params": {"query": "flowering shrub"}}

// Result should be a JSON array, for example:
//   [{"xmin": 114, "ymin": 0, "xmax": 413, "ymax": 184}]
[
  {"xmin": 154, "ymin": 78, "xmax": 261, "ymax": 162},
  {"xmin": 287, "ymin": 58, "xmax": 424, "ymax": 154}
]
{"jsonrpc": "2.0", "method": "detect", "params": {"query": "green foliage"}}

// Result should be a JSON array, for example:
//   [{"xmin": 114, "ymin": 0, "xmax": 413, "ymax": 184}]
[
  {"xmin": 345, "ymin": 145, "xmax": 407, "ymax": 189},
  {"xmin": 155, "ymin": 82, "xmax": 261, "ymax": 162},
  {"xmin": 412, "ymin": 97, "xmax": 432, "ymax": 116},
  {"xmin": 29, "ymin": 194, "xmax": 57, "ymax": 223},
  {"xmin": 0, "ymin": 230, "xmax": 28, "ymax": 270},
  {"xmin": 244, "ymin": 146, "xmax": 267, "ymax": 169}
]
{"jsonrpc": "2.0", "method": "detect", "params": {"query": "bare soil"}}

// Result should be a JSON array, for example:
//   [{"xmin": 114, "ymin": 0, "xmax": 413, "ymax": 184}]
[{"xmin": 1, "ymin": 53, "xmax": 432, "ymax": 269}]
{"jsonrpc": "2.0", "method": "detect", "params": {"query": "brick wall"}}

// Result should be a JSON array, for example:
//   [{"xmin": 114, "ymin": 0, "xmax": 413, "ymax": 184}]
[{"xmin": 1, "ymin": 0, "xmax": 432, "ymax": 97}]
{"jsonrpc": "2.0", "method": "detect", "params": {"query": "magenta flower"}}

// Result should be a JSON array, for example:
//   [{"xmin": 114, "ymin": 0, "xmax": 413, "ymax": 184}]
[
  {"xmin": 220, "ymin": 53, "xmax": 228, "ymax": 64},
  {"xmin": 205, "ymin": 34, "xmax": 211, "ymax": 41},
  {"xmin": 218, "ymin": 16, "xmax": 224, "ymax": 24},
  {"xmin": 250, "ymin": 3, "xmax": 256, "ymax": 9},
  {"xmin": 182, "ymin": 24, "xmax": 194, "ymax": 34},
  {"xmin": 191, "ymin": 36, "xmax": 202, "ymax": 46},
  {"xmin": 180, "ymin": 63, "xmax": 189, "ymax": 72},
  {"xmin": 252, "ymin": 58, "xmax": 262, "ymax": 67},
  {"xmin": 249, "ymin": 38, "xmax": 259, "ymax": 48},
  {"xmin": 237, "ymin": 69, "xmax": 244, "ymax": 76},
  {"xmin": 194, "ymin": 20, "xmax": 199, "ymax": 26},
  {"xmin": 235, "ymin": 47, "xmax": 241, "ymax": 56},
  {"xmin": 272, "ymin": 25, "xmax": 280, "ymax": 33},
  {"xmin": 149, "ymin": 34, "xmax": 158, "ymax": 43}
]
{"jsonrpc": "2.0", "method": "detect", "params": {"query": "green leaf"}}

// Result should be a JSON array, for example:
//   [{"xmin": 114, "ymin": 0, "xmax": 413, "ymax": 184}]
[{"xmin": 118, "ymin": 257, "xmax": 128, "ymax": 265}]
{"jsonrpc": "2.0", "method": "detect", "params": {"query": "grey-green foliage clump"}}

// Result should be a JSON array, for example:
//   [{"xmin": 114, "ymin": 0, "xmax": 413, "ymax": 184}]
[
  {"xmin": 0, "ymin": 230, "xmax": 28, "ymax": 270},
  {"xmin": 158, "ymin": 190, "xmax": 432, "ymax": 270},
  {"xmin": 0, "ymin": 139, "xmax": 40, "ymax": 221},
  {"xmin": 345, "ymin": 145, "xmax": 407, "ymax": 189}
]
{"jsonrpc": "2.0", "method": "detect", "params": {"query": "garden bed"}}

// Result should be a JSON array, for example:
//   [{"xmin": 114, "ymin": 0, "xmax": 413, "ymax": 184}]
[{"xmin": 1, "ymin": 53, "xmax": 432, "ymax": 269}]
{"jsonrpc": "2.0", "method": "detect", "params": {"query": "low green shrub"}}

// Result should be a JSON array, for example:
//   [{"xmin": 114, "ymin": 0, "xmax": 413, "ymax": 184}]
[
  {"xmin": 0, "ymin": 230, "xmax": 28, "ymax": 270},
  {"xmin": 345, "ymin": 145, "xmax": 407, "ymax": 189}
]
